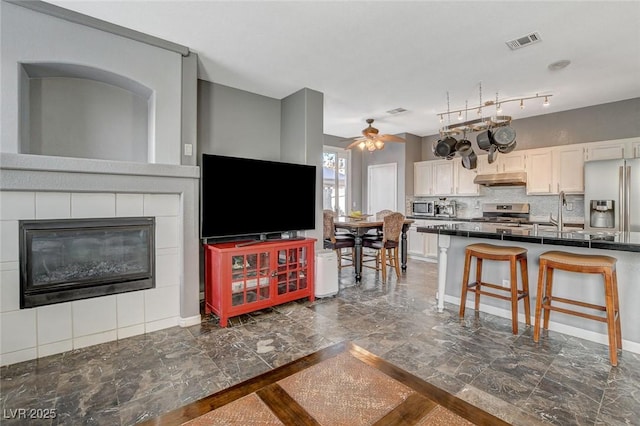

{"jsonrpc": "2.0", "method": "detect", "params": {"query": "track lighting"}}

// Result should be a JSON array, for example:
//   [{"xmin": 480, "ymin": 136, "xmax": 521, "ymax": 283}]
[{"xmin": 436, "ymin": 87, "xmax": 553, "ymax": 135}]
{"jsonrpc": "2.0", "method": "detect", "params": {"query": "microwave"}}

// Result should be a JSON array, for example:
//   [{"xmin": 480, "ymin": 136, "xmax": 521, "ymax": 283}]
[{"xmin": 412, "ymin": 201, "xmax": 435, "ymax": 217}]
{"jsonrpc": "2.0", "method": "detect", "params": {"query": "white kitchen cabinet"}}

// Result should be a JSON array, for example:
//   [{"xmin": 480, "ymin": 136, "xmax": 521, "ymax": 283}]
[
  {"xmin": 407, "ymin": 220, "xmax": 426, "ymax": 257},
  {"xmin": 500, "ymin": 151, "xmax": 527, "ymax": 172},
  {"xmin": 527, "ymin": 145, "xmax": 585, "ymax": 195},
  {"xmin": 432, "ymin": 160, "xmax": 455, "ymax": 196},
  {"xmin": 554, "ymin": 144, "xmax": 585, "ymax": 193},
  {"xmin": 632, "ymin": 140, "xmax": 640, "ymax": 158},
  {"xmin": 526, "ymin": 148, "xmax": 554, "ymax": 194},
  {"xmin": 585, "ymin": 141, "xmax": 626, "ymax": 161},
  {"xmin": 414, "ymin": 161, "xmax": 433, "ymax": 196},
  {"xmin": 408, "ymin": 219, "xmax": 440, "ymax": 260},
  {"xmin": 476, "ymin": 154, "xmax": 499, "ymax": 174},
  {"xmin": 477, "ymin": 151, "xmax": 526, "ymax": 174},
  {"xmin": 454, "ymin": 157, "xmax": 479, "ymax": 196}
]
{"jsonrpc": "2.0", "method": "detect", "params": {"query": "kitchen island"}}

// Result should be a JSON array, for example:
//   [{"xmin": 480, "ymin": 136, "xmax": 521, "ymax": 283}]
[{"xmin": 418, "ymin": 222, "xmax": 640, "ymax": 354}]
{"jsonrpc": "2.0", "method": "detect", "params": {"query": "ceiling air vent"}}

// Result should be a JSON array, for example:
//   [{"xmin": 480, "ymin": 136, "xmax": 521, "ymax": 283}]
[
  {"xmin": 386, "ymin": 107, "xmax": 407, "ymax": 115},
  {"xmin": 505, "ymin": 32, "xmax": 541, "ymax": 50}
]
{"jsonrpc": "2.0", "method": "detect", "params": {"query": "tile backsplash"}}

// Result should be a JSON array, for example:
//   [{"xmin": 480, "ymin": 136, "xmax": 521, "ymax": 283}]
[{"xmin": 407, "ymin": 186, "xmax": 585, "ymax": 224}]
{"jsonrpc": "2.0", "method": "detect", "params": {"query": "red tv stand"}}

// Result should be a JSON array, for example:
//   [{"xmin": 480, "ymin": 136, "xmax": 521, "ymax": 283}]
[{"xmin": 203, "ymin": 238, "xmax": 316, "ymax": 327}]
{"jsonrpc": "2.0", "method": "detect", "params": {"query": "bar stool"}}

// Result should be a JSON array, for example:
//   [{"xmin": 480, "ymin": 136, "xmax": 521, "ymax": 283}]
[
  {"xmin": 533, "ymin": 251, "xmax": 621, "ymax": 366},
  {"xmin": 459, "ymin": 243, "xmax": 530, "ymax": 334}
]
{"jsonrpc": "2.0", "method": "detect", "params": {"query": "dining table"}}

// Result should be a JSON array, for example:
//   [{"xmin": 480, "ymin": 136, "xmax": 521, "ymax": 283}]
[{"xmin": 334, "ymin": 216, "xmax": 414, "ymax": 281}]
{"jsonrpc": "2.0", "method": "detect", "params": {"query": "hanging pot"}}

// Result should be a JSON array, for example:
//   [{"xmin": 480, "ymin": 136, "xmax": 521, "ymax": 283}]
[
  {"xmin": 462, "ymin": 150, "xmax": 477, "ymax": 170},
  {"xmin": 476, "ymin": 130, "xmax": 492, "ymax": 151},
  {"xmin": 434, "ymin": 136, "xmax": 458, "ymax": 157},
  {"xmin": 497, "ymin": 139, "xmax": 517, "ymax": 154},
  {"xmin": 455, "ymin": 139, "xmax": 473, "ymax": 157},
  {"xmin": 490, "ymin": 126, "xmax": 517, "ymax": 146}
]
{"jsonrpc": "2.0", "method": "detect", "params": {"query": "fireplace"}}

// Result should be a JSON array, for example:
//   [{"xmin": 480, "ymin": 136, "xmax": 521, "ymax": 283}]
[{"xmin": 19, "ymin": 217, "xmax": 155, "ymax": 308}]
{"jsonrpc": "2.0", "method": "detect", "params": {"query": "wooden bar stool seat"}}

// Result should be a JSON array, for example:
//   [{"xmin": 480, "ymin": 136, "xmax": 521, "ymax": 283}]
[
  {"xmin": 533, "ymin": 250, "xmax": 621, "ymax": 366},
  {"xmin": 459, "ymin": 243, "xmax": 530, "ymax": 334}
]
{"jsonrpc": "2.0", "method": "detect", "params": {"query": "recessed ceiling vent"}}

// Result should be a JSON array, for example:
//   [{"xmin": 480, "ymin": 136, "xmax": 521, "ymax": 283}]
[
  {"xmin": 386, "ymin": 107, "xmax": 407, "ymax": 115},
  {"xmin": 505, "ymin": 32, "xmax": 541, "ymax": 50}
]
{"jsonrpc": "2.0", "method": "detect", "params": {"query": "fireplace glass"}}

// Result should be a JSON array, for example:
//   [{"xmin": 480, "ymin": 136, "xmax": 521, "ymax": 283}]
[{"xmin": 20, "ymin": 217, "xmax": 155, "ymax": 308}]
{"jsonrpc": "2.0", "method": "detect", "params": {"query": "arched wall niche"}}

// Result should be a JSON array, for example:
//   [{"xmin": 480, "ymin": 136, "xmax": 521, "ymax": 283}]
[{"xmin": 20, "ymin": 62, "xmax": 153, "ymax": 163}]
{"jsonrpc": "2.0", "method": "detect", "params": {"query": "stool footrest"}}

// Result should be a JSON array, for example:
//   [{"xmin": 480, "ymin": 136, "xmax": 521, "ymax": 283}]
[
  {"xmin": 546, "ymin": 296, "xmax": 606, "ymax": 313},
  {"xmin": 541, "ymin": 302, "xmax": 608, "ymax": 323}
]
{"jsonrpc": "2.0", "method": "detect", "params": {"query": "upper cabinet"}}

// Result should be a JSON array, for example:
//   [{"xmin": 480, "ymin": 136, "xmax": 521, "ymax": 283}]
[
  {"xmin": 477, "ymin": 151, "xmax": 526, "ymax": 174},
  {"xmin": 432, "ymin": 160, "xmax": 455, "ymax": 196},
  {"xmin": 554, "ymin": 145, "xmax": 585, "ymax": 193},
  {"xmin": 585, "ymin": 141, "xmax": 626, "ymax": 161},
  {"xmin": 414, "ymin": 161, "xmax": 434, "ymax": 196},
  {"xmin": 453, "ymin": 157, "xmax": 479, "ymax": 196},
  {"xmin": 526, "ymin": 148, "xmax": 554, "ymax": 194}
]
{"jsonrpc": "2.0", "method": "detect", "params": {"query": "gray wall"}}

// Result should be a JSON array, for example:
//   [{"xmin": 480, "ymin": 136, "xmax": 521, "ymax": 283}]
[
  {"xmin": 1, "ymin": 1, "xmax": 185, "ymax": 165},
  {"xmin": 197, "ymin": 81, "xmax": 282, "ymax": 161},
  {"xmin": 27, "ymin": 77, "xmax": 149, "ymax": 162}
]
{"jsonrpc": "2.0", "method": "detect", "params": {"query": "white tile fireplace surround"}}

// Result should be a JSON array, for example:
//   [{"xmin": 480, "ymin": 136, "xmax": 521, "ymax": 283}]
[{"xmin": 0, "ymin": 154, "xmax": 200, "ymax": 366}]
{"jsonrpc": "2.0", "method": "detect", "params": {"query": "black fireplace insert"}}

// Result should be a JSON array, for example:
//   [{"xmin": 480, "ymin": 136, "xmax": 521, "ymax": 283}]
[{"xmin": 19, "ymin": 217, "xmax": 155, "ymax": 308}]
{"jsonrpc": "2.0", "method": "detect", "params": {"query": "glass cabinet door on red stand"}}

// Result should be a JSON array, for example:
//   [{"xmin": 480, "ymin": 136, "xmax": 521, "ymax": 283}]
[{"xmin": 203, "ymin": 238, "xmax": 315, "ymax": 327}]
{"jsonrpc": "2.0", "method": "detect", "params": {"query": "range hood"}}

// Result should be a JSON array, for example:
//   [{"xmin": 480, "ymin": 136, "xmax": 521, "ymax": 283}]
[{"xmin": 473, "ymin": 171, "xmax": 527, "ymax": 186}]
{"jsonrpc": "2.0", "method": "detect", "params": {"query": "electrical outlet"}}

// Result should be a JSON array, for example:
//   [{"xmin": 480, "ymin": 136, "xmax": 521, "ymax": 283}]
[
  {"xmin": 183, "ymin": 143, "xmax": 193, "ymax": 156},
  {"xmin": 566, "ymin": 202, "xmax": 574, "ymax": 211},
  {"xmin": 502, "ymin": 279, "xmax": 510, "ymax": 288}
]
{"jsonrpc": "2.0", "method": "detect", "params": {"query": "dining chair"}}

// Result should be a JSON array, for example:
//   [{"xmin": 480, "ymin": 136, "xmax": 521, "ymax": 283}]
[
  {"xmin": 323, "ymin": 210, "xmax": 356, "ymax": 270},
  {"xmin": 361, "ymin": 212, "xmax": 405, "ymax": 280}
]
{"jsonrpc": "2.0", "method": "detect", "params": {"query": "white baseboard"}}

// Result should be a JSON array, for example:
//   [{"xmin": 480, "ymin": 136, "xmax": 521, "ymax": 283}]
[
  {"xmin": 443, "ymin": 294, "xmax": 640, "ymax": 355},
  {"xmin": 178, "ymin": 315, "xmax": 202, "ymax": 327}
]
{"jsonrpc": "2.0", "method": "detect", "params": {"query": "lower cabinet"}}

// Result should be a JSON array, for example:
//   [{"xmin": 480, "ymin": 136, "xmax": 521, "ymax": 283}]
[
  {"xmin": 408, "ymin": 220, "xmax": 444, "ymax": 261},
  {"xmin": 204, "ymin": 238, "xmax": 315, "ymax": 327}
]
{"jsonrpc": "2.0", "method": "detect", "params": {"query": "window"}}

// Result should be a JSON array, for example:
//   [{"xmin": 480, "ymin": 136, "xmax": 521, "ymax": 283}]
[{"xmin": 322, "ymin": 147, "xmax": 351, "ymax": 216}]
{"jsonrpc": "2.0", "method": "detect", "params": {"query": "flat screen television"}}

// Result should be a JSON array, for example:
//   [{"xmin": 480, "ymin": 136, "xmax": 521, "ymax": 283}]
[{"xmin": 201, "ymin": 154, "xmax": 317, "ymax": 241}]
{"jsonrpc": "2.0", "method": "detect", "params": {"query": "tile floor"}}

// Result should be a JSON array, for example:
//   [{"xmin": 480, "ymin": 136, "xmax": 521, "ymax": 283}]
[{"xmin": 1, "ymin": 259, "xmax": 639, "ymax": 425}]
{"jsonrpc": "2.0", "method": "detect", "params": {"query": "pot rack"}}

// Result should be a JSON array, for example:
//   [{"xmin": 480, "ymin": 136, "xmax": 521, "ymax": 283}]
[{"xmin": 437, "ymin": 84, "xmax": 552, "ymax": 136}]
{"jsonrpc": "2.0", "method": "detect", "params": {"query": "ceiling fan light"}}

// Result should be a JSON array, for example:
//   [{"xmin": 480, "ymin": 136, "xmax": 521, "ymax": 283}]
[
  {"xmin": 496, "ymin": 103, "xmax": 502, "ymax": 113},
  {"xmin": 374, "ymin": 140, "xmax": 384, "ymax": 149},
  {"xmin": 358, "ymin": 141, "xmax": 366, "ymax": 150},
  {"xmin": 520, "ymin": 99, "xmax": 525, "ymax": 109},
  {"xmin": 457, "ymin": 111, "xmax": 463, "ymax": 120},
  {"xmin": 543, "ymin": 96, "xmax": 550, "ymax": 107}
]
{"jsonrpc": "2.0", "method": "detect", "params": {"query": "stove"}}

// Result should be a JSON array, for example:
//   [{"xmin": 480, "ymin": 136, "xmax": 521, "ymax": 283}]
[{"xmin": 471, "ymin": 203, "xmax": 530, "ymax": 224}]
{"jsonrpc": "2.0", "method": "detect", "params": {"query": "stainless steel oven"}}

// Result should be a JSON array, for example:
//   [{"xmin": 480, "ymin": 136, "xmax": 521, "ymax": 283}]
[{"xmin": 412, "ymin": 201, "xmax": 435, "ymax": 217}]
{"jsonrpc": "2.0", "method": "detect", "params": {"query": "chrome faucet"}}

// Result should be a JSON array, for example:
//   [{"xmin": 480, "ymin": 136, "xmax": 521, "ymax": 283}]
[{"xmin": 549, "ymin": 191, "xmax": 567, "ymax": 231}]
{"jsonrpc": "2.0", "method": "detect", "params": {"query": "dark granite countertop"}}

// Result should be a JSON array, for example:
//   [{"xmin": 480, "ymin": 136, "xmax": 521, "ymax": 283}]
[{"xmin": 416, "ymin": 222, "xmax": 640, "ymax": 253}]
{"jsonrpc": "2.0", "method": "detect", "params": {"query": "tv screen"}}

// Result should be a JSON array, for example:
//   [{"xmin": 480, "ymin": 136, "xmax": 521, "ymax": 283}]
[{"xmin": 201, "ymin": 154, "xmax": 317, "ymax": 240}]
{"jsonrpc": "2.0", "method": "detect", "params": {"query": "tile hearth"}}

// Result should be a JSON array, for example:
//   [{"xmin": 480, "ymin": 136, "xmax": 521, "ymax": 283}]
[{"xmin": 1, "ymin": 260, "xmax": 639, "ymax": 425}]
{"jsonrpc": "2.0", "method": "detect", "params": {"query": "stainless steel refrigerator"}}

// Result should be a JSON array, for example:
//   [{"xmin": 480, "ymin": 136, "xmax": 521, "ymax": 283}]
[{"xmin": 584, "ymin": 158, "xmax": 640, "ymax": 232}]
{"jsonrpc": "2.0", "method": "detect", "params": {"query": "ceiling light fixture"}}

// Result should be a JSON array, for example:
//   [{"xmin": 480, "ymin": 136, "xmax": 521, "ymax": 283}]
[
  {"xmin": 520, "ymin": 99, "xmax": 525, "ymax": 109},
  {"xmin": 548, "ymin": 59, "xmax": 571, "ymax": 71},
  {"xmin": 543, "ymin": 96, "xmax": 550, "ymax": 107}
]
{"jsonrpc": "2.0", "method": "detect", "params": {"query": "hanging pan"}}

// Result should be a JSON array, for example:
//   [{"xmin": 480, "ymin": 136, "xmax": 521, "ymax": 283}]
[{"xmin": 476, "ymin": 130, "xmax": 492, "ymax": 151}]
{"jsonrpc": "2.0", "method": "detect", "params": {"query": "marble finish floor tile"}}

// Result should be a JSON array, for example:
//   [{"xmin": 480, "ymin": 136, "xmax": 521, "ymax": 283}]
[{"xmin": 1, "ymin": 259, "xmax": 637, "ymax": 425}]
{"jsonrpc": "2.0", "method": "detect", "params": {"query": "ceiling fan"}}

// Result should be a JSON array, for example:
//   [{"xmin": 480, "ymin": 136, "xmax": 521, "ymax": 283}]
[{"xmin": 346, "ymin": 118, "xmax": 406, "ymax": 151}]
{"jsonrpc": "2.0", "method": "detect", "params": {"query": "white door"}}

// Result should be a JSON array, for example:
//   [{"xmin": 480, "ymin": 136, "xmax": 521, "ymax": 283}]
[{"xmin": 367, "ymin": 163, "xmax": 397, "ymax": 214}]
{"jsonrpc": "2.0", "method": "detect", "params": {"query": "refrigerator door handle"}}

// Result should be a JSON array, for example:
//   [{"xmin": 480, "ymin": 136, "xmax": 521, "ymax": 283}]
[
  {"xmin": 626, "ymin": 165, "xmax": 631, "ymax": 233},
  {"xmin": 619, "ymin": 166, "xmax": 625, "ymax": 232}
]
